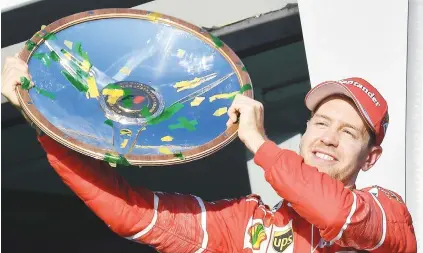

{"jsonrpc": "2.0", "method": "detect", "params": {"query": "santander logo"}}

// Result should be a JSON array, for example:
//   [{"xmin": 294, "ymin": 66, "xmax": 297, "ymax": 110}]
[{"xmin": 338, "ymin": 80, "xmax": 381, "ymax": 107}]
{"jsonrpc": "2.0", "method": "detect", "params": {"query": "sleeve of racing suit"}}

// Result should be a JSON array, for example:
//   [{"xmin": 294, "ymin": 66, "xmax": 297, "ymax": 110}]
[
  {"xmin": 38, "ymin": 135, "xmax": 264, "ymax": 253},
  {"xmin": 254, "ymin": 140, "xmax": 417, "ymax": 253}
]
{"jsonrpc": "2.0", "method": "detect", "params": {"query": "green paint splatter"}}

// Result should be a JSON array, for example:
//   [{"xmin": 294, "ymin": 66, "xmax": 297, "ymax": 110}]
[
  {"xmin": 74, "ymin": 42, "xmax": 90, "ymax": 61},
  {"xmin": 228, "ymin": 83, "xmax": 253, "ymax": 100},
  {"xmin": 104, "ymin": 83, "xmax": 121, "ymax": 90},
  {"xmin": 104, "ymin": 153, "xmax": 130, "ymax": 166},
  {"xmin": 123, "ymin": 88, "xmax": 132, "ymax": 97},
  {"xmin": 26, "ymin": 40, "xmax": 36, "ymax": 51},
  {"xmin": 20, "ymin": 76, "xmax": 55, "ymax": 99},
  {"xmin": 140, "ymin": 105, "xmax": 153, "ymax": 119},
  {"xmin": 60, "ymin": 48, "xmax": 70, "ymax": 55},
  {"xmin": 209, "ymin": 34, "xmax": 223, "ymax": 48},
  {"xmin": 103, "ymin": 84, "xmax": 133, "ymax": 107},
  {"xmin": 103, "ymin": 84, "xmax": 132, "ymax": 95},
  {"xmin": 242, "ymin": 66, "xmax": 247, "ymax": 72},
  {"xmin": 148, "ymin": 103, "xmax": 184, "ymax": 125},
  {"xmin": 50, "ymin": 51, "xmax": 60, "ymax": 62},
  {"xmin": 20, "ymin": 76, "xmax": 31, "ymax": 90},
  {"xmin": 104, "ymin": 119, "xmax": 113, "ymax": 127},
  {"xmin": 34, "ymin": 87, "xmax": 56, "ymax": 100},
  {"xmin": 61, "ymin": 70, "xmax": 88, "ymax": 92},
  {"xmin": 239, "ymin": 83, "xmax": 252, "ymax": 93},
  {"xmin": 75, "ymin": 68, "xmax": 89, "ymax": 79},
  {"xmin": 121, "ymin": 96, "xmax": 133, "ymax": 108},
  {"xmin": 42, "ymin": 32, "xmax": 57, "ymax": 41},
  {"xmin": 174, "ymin": 152, "xmax": 185, "ymax": 160},
  {"xmin": 33, "ymin": 52, "xmax": 52, "ymax": 67},
  {"xmin": 168, "ymin": 117, "xmax": 198, "ymax": 131}
]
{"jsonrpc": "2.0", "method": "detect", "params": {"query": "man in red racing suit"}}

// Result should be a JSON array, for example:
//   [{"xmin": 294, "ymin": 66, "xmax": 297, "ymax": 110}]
[
  {"xmin": 37, "ymin": 133, "xmax": 416, "ymax": 253},
  {"xmin": 1, "ymin": 56, "xmax": 417, "ymax": 252}
]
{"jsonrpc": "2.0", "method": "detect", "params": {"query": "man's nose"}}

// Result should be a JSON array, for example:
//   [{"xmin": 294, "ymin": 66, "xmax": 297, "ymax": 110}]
[{"xmin": 320, "ymin": 128, "xmax": 339, "ymax": 147}]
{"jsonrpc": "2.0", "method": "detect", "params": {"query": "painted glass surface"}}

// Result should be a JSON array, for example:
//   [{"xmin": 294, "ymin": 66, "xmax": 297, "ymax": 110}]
[{"xmin": 27, "ymin": 17, "xmax": 248, "ymax": 159}]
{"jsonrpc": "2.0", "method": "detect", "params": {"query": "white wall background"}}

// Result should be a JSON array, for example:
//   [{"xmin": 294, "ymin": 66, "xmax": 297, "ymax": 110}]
[
  {"xmin": 298, "ymin": 0, "xmax": 408, "ymax": 196},
  {"xmin": 298, "ymin": 0, "xmax": 423, "ymax": 249},
  {"xmin": 406, "ymin": 0, "xmax": 423, "ymax": 249}
]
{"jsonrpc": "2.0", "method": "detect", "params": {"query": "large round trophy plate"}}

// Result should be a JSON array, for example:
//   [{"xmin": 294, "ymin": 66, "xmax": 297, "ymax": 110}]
[{"xmin": 17, "ymin": 9, "xmax": 253, "ymax": 166}]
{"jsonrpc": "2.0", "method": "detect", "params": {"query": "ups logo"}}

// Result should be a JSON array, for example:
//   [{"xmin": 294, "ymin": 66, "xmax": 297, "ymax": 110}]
[{"xmin": 272, "ymin": 229, "xmax": 293, "ymax": 252}]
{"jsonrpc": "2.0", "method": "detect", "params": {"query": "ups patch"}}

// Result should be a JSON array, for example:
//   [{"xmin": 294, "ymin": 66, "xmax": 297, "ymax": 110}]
[{"xmin": 272, "ymin": 228, "xmax": 293, "ymax": 252}]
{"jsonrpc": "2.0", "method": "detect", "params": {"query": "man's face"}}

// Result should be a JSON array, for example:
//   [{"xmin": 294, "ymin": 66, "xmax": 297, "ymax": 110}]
[{"xmin": 300, "ymin": 96, "xmax": 374, "ymax": 185}]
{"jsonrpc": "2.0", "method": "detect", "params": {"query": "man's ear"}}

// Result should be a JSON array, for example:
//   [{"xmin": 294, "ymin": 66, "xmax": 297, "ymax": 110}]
[{"xmin": 361, "ymin": 145, "xmax": 383, "ymax": 172}]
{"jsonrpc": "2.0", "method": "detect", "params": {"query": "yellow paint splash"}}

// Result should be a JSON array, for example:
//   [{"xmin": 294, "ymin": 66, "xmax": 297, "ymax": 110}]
[
  {"xmin": 119, "ymin": 66, "xmax": 131, "ymax": 75},
  {"xmin": 64, "ymin": 40, "xmax": 73, "ymax": 50},
  {"xmin": 120, "ymin": 139, "xmax": 129, "ymax": 148},
  {"xmin": 147, "ymin": 12, "xmax": 162, "ymax": 22},
  {"xmin": 41, "ymin": 25, "xmax": 47, "ymax": 30},
  {"xmin": 209, "ymin": 91, "xmax": 238, "ymax": 102},
  {"xmin": 120, "ymin": 129, "xmax": 132, "ymax": 136},
  {"xmin": 174, "ymin": 77, "xmax": 202, "ymax": 92},
  {"xmin": 80, "ymin": 60, "xmax": 91, "ymax": 72},
  {"xmin": 213, "ymin": 107, "xmax": 228, "ymax": 117},
  {"xmin": 161, "ymin": 136, "xmax": 174, "ymax": 142},
  {"xmin": 102, "ymin": 88, "xmax": 124, "ymax": 105},
  {"xmin": 141, "ymin": 127, "xmax": 147, "ymax": 131},
  {"xmin": 177, "ymin": 49, "xmax": 185, "ymax": 58},
  {"xmin": 159, "ymin": 147, "xmax": 173, "ymax": 155},
  {"xmin": 63, "ymin": 51, "xmax": 73, "ymax": 61},
  {"xmin": 190, "ymin": 97, "xmax": 205, "ymax": 107},
  {"xmin": 86, "ymin": 76, "xmax": 99, "ymax": 98}
]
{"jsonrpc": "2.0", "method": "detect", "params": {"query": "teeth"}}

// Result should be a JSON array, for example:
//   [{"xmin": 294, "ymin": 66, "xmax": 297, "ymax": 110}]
[{"xmin": 315, "ymin": 152, "xmax": 334, "ymax": 161}]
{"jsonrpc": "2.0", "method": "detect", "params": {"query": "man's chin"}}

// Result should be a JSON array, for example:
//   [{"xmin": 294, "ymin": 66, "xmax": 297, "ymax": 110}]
[{"xmin": 306, "ymin": 160, "xmax": 336, "ymax": 176}]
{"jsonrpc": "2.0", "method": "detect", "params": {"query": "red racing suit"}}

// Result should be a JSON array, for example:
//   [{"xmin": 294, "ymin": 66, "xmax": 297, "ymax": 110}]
[{"xmin": 38, "ymin": 135, "xmax": 417, "ymax": 253}]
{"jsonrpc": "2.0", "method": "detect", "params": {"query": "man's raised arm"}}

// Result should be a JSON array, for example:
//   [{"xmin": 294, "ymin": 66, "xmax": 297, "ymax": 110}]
[
  {"xmin": 38, "ymin": 134, "xmax": 264, "ymax": 253},
  {"xmin": 254, "ymin": 140, "xmax": 417, "ymax": 253}
]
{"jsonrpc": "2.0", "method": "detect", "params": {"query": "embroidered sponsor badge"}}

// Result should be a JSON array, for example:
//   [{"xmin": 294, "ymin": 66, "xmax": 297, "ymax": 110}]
[
  {"xmin": 248, "ymin": 223, "xmax": 267, "ymax": 250},
  {"xmin": 272, "ymin": 228, "xmax": 293, "ymax": 252}
]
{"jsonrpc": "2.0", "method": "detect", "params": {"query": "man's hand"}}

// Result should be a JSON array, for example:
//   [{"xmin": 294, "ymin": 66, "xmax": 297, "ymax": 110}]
[
  {"xmin": 226, "ymin": 94, "xmax": 267, "ymax": 154},
  {"xmin": 1, "ymin": 54, "xmax": 33, "ymax": 107},
  {"xmin": 1, "ymin": 54, "xmax": 42, "ymax": 134}
]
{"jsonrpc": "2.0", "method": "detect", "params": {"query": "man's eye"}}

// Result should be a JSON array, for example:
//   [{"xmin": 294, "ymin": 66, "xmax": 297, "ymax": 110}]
[
  {"xmin": 343, "ymin": 129, "xmax": 356, "ymax": 137},
  {"xmin": 315, "ymin": 121, "xmax": 327, "ymax": 126}
]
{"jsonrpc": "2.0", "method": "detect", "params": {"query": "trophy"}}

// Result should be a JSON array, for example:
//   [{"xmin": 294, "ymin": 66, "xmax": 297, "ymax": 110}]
[{"xmin": 17, "ymin": 9, "xmax": 253, "ymax": 166}]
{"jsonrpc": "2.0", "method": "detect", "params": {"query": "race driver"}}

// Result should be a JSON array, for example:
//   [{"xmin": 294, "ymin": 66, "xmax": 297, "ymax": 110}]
[{"xmin": 1, "ymin": 56, "xmax": 417, "ymax": 253}]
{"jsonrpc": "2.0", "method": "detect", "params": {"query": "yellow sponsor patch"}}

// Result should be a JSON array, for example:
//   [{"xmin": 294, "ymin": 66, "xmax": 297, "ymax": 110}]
[{"xmin": 248, "ymin": 223, "xmax": 267, "ymax": 250}]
